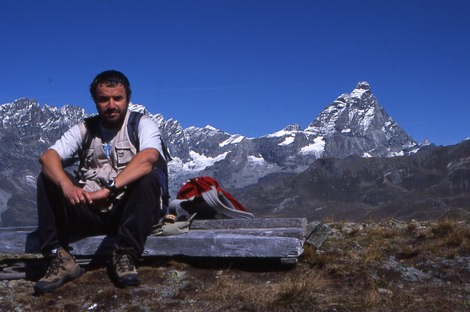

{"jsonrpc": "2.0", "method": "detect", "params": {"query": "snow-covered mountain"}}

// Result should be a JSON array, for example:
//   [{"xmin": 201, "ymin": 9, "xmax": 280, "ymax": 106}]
[
  {"xmin": 0, "ymin": 82, "xmax": 423, "ymax": 226},
  {"xmin": 306, "ymin": 82, "xmax": 418, "ymax": 158},
  {"xmin": 154, "ymin": 82, "xmax": 420, "ymax": 191}
]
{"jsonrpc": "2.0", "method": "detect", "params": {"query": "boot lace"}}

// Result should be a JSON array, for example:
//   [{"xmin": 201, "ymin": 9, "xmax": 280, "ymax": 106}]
[
  {"xmin": 114, "ymin": 251, "xmax": 135, "ymax": 273},
  {"xmin": 44, "ymin": 252, "xmax": 63, "ymax": 278}
]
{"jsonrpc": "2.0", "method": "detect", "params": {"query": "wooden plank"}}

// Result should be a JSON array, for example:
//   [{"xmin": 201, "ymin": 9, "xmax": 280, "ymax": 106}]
[
  {"xmin": 0, "ymin": 218, "xmax": 307, "ymax": 260},
  {"xmin": 0, "ymin": 218, "xmax": 307, "ymax": 232},
  {"xmin": 189, "ymin": 218, "xmax": 307, "ymax": 230},
  {"xmin": 305, "ymin": 221, "xmax": 332, "ymax": 248},
  {"xmin": 67, "ymin": 233, "xmax": 304, "ymax": 259},
  {"xmin": 0, "ymin": 231, "xmax": 39, "ymax": 254}
]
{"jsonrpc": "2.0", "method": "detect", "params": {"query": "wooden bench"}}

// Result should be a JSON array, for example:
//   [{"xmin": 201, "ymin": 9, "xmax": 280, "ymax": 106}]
[
  {"xmin": 0, "ymin": 218, "xmax": 307, "ymax": 260},
  {"xmin": 0, "ymin": 218, "xmax": 310, "ymax": 276}
]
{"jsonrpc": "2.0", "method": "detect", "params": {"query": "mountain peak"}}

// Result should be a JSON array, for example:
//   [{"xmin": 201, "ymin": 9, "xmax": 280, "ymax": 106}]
[
  {"xmin": 305, "ymin": 82, "xmax": 417, "ymax": 158},
  {"xmin": 266, "ymin": 124, "xmax": 302, "ymax": 138},
  {"xmin": 283, "ymin": 124, "xmax": 302, "ymax": 132},
  {"xmin": 349, "ymin": 81, "xmax": 371, "ymax": 100},
  {"xmin": 355, "ymin": 81, "xmax": 370, "ymax": 90},
  {"xmin": 129, "ymin": 103, "xmax": 149, "ymax": 114}
]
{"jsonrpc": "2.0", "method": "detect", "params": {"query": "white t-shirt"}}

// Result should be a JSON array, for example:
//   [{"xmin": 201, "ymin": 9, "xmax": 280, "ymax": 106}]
[{"xmin": 49, "ymin": 116, "xmax": 164, "ymax": 165}]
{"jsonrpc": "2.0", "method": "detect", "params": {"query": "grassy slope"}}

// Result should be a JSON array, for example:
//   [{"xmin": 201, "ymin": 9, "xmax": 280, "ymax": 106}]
[{"xmin": 1, "ymin": 218, "xmax": 470, "ymax": 311}]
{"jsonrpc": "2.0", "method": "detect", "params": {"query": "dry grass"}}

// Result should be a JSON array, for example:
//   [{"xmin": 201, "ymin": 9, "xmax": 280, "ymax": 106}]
[
  {"xmin": 195, "ymin": 265, "xmax": 329, "ymax": 311},
  {"xmin": 1, "ymin": 218, "xmax": 470, "ymax": 311},
  {"xmin": 189, "ymin": 218, "xmax": 470, "ymax": 311}
]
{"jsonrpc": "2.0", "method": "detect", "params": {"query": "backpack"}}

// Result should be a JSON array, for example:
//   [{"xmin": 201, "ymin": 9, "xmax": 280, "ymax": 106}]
[
  {"xmin": 168, "ymin": 176, "xmax": 255, "ymax": 220},
  {"xmin": 78, "ymin": 111, "xmax": 172, "ymax": 207}
]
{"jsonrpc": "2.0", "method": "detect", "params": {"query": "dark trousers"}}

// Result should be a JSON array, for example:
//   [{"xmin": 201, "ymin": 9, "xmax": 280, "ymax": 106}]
[{"xmin": 36, "ymin": 170, "xmax": 163, "ymax": 258}]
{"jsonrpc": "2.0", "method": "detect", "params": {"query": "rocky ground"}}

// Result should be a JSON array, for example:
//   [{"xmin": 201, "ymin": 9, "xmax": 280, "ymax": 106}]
[{"xmin": 1, "ymin": 218, "xmax": 470, "ymax": 311}]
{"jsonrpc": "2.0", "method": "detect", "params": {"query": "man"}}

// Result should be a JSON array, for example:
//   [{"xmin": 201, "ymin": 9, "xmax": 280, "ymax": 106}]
[{"xmin": 34, "ymin": 70, "xmax": 166, "ymax": 293}]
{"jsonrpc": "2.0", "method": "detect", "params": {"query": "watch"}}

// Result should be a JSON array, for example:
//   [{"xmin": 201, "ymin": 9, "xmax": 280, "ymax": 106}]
[{"xmin": 105, "ymin": 178, "xmax": 118, "ymax": 194}]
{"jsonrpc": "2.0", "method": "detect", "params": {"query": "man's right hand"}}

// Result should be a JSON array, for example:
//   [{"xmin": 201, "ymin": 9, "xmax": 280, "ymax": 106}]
[
  {"xmin": 39, "ymin": 149, "xmax": 94, "ymax": 206},
  {"xmin": 61, "ymin": 181, "xmax": 94, "ymax": 206}
]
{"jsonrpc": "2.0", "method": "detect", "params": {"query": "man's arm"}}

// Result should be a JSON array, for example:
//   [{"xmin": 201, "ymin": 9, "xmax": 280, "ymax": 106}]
[
  {"xmin": 113, "ymin": 147, "xmax": 159, "ymax": 190},
  {"xmin": 39, "ymin": 149, "xmax": 94, "ymax": 206}
]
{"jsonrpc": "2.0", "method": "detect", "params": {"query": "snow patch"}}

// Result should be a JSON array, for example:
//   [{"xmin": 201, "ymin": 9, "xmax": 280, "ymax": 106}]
[
  {"xmin": 171, "ymin": 151, "xmax": 229, "ymax": 172},
  {"xmin": 279, "ymin": 136, "xmax": 295, "ymax": 146},
  {"xmin": 350, "ymin": 88, "xmax": 367, "ymax": 99},
  {"xmin": 266, "ymin": 129, "xmax": 291, "ymax": 138},
  {"xmin": 266, "ymin": 125, "xmax": 301, "ymax": 138},
  {"xmin": 204, "ymin": 125, "xmax": 217, "ymax": 131},
  {"xmin": 219, "ymin": 134, "xmax": 244, "ymax": 147},
  {"xmin": 129, "ymin": 103, "xmax": 147, "ymax": 114},
  {"xmin": 247, "ymin": 155, "xmax": 265, "ymax": 166},
  {"xmin": 360, "ymin": 106, "xmax": 375, "ymax": 131},
  {"xmin": 25, "ymin": 175, "xmax": 37, "ymax": 188},
  {"xmin": 300, "ymin": 137, "xmax": 325, "ymax": 157},
  {"xmin": 389, "ymin": 151, "xmax": 405, "ymax": 157}
]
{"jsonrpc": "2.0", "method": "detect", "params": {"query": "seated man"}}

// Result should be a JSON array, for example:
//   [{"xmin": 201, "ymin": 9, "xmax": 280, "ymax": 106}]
[{"xmin": 34, "ymin": 70, "xmax": 166, "ymax": 293}]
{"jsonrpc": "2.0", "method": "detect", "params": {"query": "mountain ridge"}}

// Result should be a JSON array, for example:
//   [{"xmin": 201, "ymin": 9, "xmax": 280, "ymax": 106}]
[
  {"xmin": 1, "ymin": 82, "xmax": 458, "ymax": 227},
  {"xmin": 233, "ymin": 139, "xmax": 470, "ymax": 222}
]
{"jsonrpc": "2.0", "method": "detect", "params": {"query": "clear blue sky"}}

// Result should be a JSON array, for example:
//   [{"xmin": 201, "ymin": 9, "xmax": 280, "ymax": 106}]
[{"xmin": 1, "ymin": 0, "xmax": 469, "ymax": 146}]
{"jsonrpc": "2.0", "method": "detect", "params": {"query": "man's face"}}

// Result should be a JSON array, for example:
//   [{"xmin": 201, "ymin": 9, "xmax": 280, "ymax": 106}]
[{"xmin": 94, "ymin": 83, "xmax": 129, "ymax": 129}]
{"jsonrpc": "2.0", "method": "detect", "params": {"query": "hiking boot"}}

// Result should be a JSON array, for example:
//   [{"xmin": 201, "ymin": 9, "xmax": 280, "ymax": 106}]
[
  {"xmin": 34, "ymin": 248, "xmax": 82, "ymax": 294},
  {"xmin": 112, "ymin": 246, "xmax": 140, "ymax": 287}
]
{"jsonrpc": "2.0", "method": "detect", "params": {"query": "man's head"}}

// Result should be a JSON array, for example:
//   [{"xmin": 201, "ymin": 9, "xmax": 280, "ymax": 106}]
[{"xmin": 90, "ymin": 70, "xmax": 132, "ymax": 129}]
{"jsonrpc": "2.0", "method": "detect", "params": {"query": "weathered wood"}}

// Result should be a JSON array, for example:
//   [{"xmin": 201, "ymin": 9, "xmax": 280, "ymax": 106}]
[
  {"xmin": 69, "ymin": 233, "xmax": 304, "ymax": 259},
  {"xmin": 305, "ymin": 221, "xmax": 332, "ymax": 248},
  {"xmin": 0, "ymin": 218, "xmax": 307, "ymax": 232},
  {"xmin": 0, "ymin": 230, "xmax": 39, "ymax": 254},
  {"xmin": 0, "ymin": 218, "xmax": 307, "ymax": 260},
  {"xmin": 189, "ymin": 218, "xmax": 307, "ymax": 230}
]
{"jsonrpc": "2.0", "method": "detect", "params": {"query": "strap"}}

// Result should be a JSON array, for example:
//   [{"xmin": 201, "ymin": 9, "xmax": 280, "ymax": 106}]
[
  {"xmin": 128, "ymin": 111, "xmax": 143, "ymax": 151},
  {"xmin": 201, "ymin": 187, "xmax": 255, "ymax": 219},
  {"xmin": 169, "ymin": 186, "xmax": 254, "ymax": 220},
  {"xmin": 79, "ymin": 115, "xmax": 100, "ymax": 169},
  {"xmin": 168, "ymin": 198, "xmax": 186, "ymax": 213}
]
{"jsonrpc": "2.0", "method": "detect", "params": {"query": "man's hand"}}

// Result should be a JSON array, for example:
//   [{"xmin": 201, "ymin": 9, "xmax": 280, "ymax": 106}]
[
  {"xmin": 39, "ymin": 149, "xmax": 96, "ymax": 206},
  {"xmin": 60, "ymin": 181, "xmax": 94, "ymax": 206}
]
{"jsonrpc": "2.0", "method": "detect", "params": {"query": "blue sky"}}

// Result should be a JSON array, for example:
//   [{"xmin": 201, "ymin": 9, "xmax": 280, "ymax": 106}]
[{"xmin": 1, "ymin": 0, "xmax": 469, "ymax": 146}]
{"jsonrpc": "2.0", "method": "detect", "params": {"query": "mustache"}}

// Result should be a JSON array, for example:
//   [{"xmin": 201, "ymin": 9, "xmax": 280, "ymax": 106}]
[{"xmin": 104, "ymin": 107, "xmax": 121, "ymax": 114}]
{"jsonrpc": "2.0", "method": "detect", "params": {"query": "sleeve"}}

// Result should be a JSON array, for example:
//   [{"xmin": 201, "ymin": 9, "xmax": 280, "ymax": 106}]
[
  {"xmin": 138, "ymin": 116, "xmax": 165, "ymax": 160},
  {"xmin": 48, "ymin": 123, "xmax": 84, "ymax": 164}
]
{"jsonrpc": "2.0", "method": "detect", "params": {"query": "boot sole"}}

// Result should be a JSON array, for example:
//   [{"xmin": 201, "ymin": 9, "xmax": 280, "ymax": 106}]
[{"xmin": 116, "ymin": 274, "xmax": 140, "ymax": 287}]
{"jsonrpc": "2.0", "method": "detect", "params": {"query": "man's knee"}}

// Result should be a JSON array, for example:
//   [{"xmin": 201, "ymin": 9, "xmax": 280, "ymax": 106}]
[
  {"xmin": 37, "ymin": 171, "xmax": 79, "ymax": 190},
  {"xmin": 37, "ymin": 172, "xmax": 61, "ymax": 201},
  {"xmin": 37, "ymin": 172, "xmax": 50, "ymax": 189},
  {"xmin": 127, "ymin": 170, "xmax": 162, "ymax": 199},
  {"xmin": 135, "ymin": 170, "xmax": 160, "ymax": 188}
]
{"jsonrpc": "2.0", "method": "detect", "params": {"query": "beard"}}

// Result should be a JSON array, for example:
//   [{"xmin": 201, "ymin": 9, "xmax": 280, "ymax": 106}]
[{"xmin": 100, "ymin": 107, "xmax": 126, "ymax": 129}]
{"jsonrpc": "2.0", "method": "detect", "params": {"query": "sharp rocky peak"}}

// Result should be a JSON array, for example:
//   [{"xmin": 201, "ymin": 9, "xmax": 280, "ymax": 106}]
[
  {"xmin": 304, "ymin": 81, "xmax": 417, "ymax": 158},
  {"xmin": 355, "ymin": 81, "xmax": 371, "ymax": 91},
  {"xmin": 283, "ymin": 124, "xmax": 302, "ymax": 132},
  {"xmin": 307, "ymin": 81, "xmax": 386, "ymax": 134}
]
